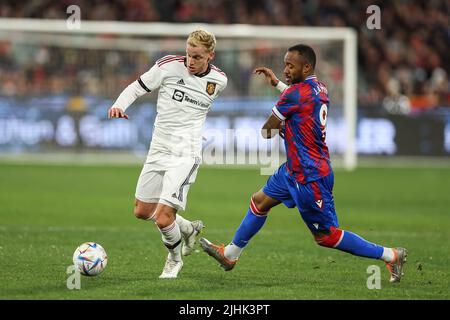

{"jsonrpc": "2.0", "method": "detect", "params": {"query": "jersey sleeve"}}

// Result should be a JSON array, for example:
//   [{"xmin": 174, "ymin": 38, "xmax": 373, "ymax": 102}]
[
  {"xmin": 111, "ymin": 61, "xmax": 167, "ymax": 112},
  {"xmin": 272, "ymin": 86, "xmax": 300, "ymax": 121},
  {"xmin": 217, "ymin": 77, "xmax": 228, "ymax": 96},
  {"xmin": 111, "ymin": 80, "xmax": 147, "ymax": 112},
  {"xmin": 138, "ymin": 62, "xmax": 167, "ymax": 92}
]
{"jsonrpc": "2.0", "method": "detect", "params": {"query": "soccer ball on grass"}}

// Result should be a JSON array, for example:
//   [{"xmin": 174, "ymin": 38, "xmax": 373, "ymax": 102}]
[{"xmin": 73, "ymin": 242, "xmax": 108, "ymax": 276}]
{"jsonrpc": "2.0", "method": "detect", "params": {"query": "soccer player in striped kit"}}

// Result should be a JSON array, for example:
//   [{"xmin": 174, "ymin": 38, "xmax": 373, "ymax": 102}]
[
  {"xmin": 200, "ymin": 44, "xmax": 407, "ymax": 283},
  {"xmin": 108, "ymin": 29, "xmax": 227, "ymax": 278}
]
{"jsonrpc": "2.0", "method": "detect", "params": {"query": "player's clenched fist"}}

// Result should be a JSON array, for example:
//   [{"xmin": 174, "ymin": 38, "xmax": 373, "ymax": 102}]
[
  {"xmin": 108, "ymin": 107, "xmax": 129, "ymax": 119},
  {"xmin": 254, "ymin": 67, "xmax": 280, "ymax": 87}
]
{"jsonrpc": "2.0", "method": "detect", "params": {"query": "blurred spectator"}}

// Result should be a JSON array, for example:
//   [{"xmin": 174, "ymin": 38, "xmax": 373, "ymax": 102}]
[
  {"xmin": 0, "ymin": 0, "xmax": 448, "ymax": 110},
  {"xmin": 382, "ymin": 78, "xmax": 411, "ymax": 115}
]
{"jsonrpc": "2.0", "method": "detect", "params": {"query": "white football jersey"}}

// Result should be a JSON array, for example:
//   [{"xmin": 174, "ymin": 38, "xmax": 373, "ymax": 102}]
[{"xmin": 115, "ymin": 55, "xmax": 227, "ymax": 158}]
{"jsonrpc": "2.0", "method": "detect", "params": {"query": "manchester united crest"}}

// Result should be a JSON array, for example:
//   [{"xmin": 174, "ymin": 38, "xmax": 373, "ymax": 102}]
[{"xmin": 206, "ymin": 82, "xmax": 216, "ymax": 95}]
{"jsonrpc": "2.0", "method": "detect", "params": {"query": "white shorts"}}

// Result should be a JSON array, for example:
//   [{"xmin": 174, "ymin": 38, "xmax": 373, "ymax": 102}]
[{"xmin": 135, "ymin": 151, "xmax": 201, "ymax": 211}]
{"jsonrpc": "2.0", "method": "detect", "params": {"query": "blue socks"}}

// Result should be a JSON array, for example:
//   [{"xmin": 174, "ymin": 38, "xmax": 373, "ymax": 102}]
[
  {"xmin": 335, "ymin": 230, "xmax": 384, "ymax": 259},
  {"xmin": 230, "ymin": 202, "xmax": 384, "ymax": 261},
  {"xmin": 231, "ymin": 207, "xmax": 267, "ymax": 248}
]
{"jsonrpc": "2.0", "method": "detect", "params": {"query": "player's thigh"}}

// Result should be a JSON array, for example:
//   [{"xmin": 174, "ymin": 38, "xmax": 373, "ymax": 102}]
[
  {"xmin": 159, "ymin": 157, "xmax": 201, "ymax": 212},
  {"xmin": 135, "ymin": 163, "xmax": 164, "ymax": 203},
  {"xmin": 261, "ymin": 163, "xmax": 296, "ymax": 210},
  {"xmin": 294, "ymin": 175, "xmax": 339, "ymax": 234}
]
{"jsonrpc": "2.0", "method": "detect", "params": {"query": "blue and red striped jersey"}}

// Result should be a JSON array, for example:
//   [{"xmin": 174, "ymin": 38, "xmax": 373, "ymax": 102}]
[{"xmin": 271, "ymin": 75, "xmax": 332, "ymax": 184}]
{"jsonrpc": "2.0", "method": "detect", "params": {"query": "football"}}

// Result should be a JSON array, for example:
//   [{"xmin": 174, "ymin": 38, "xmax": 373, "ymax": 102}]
[{"xmin": 73, "ymin": 242, "xmax": 108, "ymax": 276}]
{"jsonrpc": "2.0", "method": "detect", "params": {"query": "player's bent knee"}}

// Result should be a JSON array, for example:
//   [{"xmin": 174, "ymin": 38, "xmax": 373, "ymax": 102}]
[
  {"xmin": 154, "ymin": 213, "xmax": 173, "ymax": 229},
  {"xmin": 134, "ymin": 209, "xmax": 151, "ymax": 220},
  {"xmin": 313, "ymin": 226, "xmax": 343, "ymax": 248},
  {"xmin": 133, "ymin": 200, "xmax": 156, "ymax": 221},
  {"xmin": 251, "ymin": 191, "xmax": 279, "ymax": 214},
  {"xmin": 134, "ymin": 208, "xmax": 155, "ymax": 221},
  {"xmin": 250, "ymin": 194, "xmax": 268, "ymax": 215},
  {"xmin": 153, "ymin": 206, "xmax": 176, "ymax": 229}
]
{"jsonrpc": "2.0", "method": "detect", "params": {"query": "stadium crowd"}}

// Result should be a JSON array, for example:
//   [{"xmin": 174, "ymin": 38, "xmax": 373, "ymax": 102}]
[{"xmin": 0, "ymin": 0, "xmax": 448, "ymax": 112}]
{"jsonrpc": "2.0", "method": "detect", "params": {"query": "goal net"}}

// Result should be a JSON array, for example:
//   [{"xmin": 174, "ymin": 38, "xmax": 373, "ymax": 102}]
[{"xmin": 0, "ymin": 19, "xmax": 357, "ymax": 170}]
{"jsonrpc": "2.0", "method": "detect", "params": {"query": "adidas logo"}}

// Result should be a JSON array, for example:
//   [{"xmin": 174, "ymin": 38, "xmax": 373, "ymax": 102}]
[
  {"xmin": 177, "ymin": 79, "xmax": 185, "ymax": 85},
  {"xmin": 315, "ymin": 200, "xmax": 323, "ymax": 208},
  {"xmin": 313, "ymin": 223, "xmax": 319, "ymax": 230}
]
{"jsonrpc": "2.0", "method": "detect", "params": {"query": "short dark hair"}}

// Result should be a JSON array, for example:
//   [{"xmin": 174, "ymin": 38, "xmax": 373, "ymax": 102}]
[{"xmin": 288, "ymin": 44, "xmax": 316, "ymax": 69}]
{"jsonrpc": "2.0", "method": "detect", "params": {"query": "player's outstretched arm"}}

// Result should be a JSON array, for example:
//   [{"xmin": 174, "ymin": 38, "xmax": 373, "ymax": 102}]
[
  {"xmin": 107, "ymin": 79, "xmax": 151, "ymax": 120},
  {"xmin": 254, "ymin": 67, "xmax": 287, "ymax": 92},
  {"xmin": 261, "ymin": 114, "xmax": 283, "ymax": 139},
  {"xmin": 108, "ymin": 107, "xmax": 129, "ymax": 120},
  {"xmin": 254, "ymin": 67, "xmax": 279, "ymax": 86},
  {"xmin": 108, "ymin": 61, "xmax": 163, "ymax": 121}
]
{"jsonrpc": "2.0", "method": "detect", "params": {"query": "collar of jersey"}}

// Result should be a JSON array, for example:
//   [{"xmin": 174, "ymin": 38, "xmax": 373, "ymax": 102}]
[
  {"xmin": 305, "ymin": 75, "xmax": 317, "ymax": 81},
  {"xmin": 184, "ymin": 57, "xmax": 211, "ymax": 77}
]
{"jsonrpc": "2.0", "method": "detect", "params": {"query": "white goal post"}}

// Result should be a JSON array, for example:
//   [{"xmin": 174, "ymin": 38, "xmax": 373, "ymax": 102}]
[{"xmin": 0, "ymin": 18, "xmax": 357, "ymax": 170}]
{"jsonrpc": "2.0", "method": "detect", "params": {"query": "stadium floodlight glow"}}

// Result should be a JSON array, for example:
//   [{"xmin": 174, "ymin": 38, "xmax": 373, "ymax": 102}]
[{"xmin": 0, "ymin": 18, "xmax": 357, "ymax": 170}]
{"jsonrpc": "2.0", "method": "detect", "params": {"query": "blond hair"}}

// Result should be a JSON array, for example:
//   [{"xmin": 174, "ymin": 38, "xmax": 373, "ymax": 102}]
[{"xmin": 187, "ymin": 29, "xmax": 216, "ymax": 52}]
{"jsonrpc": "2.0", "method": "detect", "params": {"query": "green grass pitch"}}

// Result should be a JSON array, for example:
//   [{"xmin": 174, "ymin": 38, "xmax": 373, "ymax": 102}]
[{"xmin": 0, "ymin": 163, "xmax": 449, "ymax": 299}]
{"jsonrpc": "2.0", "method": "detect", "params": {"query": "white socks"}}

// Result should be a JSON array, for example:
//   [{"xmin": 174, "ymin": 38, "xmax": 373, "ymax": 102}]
[
  {"xmin": 175, "ymin": 214, "xmax": 193, "ymax": 235},
  {"xmin": 157, "ymin": 214, "xmax": 194, "ymax": 262},
  {"xmin": 159, "ymin": 221, "xmax": 182, "ymax": 262},
  {"xmin": 224, "ymin": 243, "xmax": 243, "ymax": 261},
  {"xmin": 381, "ymin": 247, "xmax": 395, "ymax": 263}
]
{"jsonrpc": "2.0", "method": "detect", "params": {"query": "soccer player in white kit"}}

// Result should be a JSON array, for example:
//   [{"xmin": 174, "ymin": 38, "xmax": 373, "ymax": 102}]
[{"xmin": 108, "ymin": 30, "xmax": 227, "ymax": 278}]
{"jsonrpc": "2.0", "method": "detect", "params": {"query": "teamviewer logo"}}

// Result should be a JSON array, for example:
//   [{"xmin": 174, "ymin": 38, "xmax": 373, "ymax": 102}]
[{"xmin": 172, "ymin": 90, "xmax": 185, "ymax": 102}]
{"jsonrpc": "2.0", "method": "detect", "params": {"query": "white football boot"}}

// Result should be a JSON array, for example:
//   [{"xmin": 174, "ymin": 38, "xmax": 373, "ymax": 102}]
[
  {"xmin": 159, "ymin": 256, "xmax": 183, "ymax": 279},
  {"xmin": 181, "ymin": 220, "xmax": 205, "ymax": 256}
]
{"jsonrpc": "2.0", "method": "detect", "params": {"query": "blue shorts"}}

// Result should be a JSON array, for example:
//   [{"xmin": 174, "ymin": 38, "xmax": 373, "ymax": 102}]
[{"xmin": 262, "ymin": 163, "xmax": 339, "ymax": 234}]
